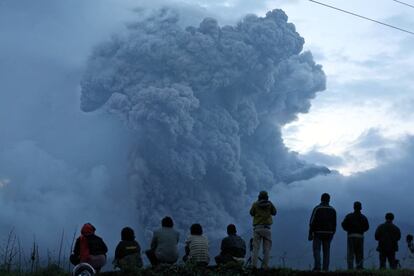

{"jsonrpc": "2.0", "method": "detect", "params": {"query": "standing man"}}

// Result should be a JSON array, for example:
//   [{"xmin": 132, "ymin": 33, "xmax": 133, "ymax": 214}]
[
  {"xmin": 341, "ymin": 201, "xmax": 369, "ymax": 269},
  {"xmin": 249, "ymin": 191, "xmax": 277, "ymax": 269},
  {"xmin": 375, "ymin": 213, "xmax": 401, "ymax": 269},
  {"xmin": 308, "ymin": 193, "xmax": 337, "ymax": 271}
]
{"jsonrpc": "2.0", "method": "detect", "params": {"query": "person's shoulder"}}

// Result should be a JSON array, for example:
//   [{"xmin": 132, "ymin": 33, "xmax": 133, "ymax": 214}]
[
  {"xmin": 235, "ymin": 235, "xmax": 245, "ymax": 242},
  {"xmin": 92, "ymin": 234, "xmax": 104, "ymax": 241},
  {"xmin": 377, "ymin": 222, "xmax": 386, "ymax": 228},
  {"xmin": 154, "ymin": 228, "xmax": 163, "ymax": 235},
  {"xmin": 115, "ymin": 240, "xmax": 125, "ymax": 247},
  {"xmin": 313, "ymin": 204, "xmax": 321, "ymax": 210},
  {"xmin": 222, "ymin": 236, "xmax": 231, "ymax": 242},
  {"xmin": 345, "ymin": 212, "xmax": 353, "ymax": 218},
  {"xmin": 392, "ymin": 223, "xmax": 401, "ymax": 230},
  {"xmin": 126, "ymin": 240, "xmax": 139, "ymax": 248}
]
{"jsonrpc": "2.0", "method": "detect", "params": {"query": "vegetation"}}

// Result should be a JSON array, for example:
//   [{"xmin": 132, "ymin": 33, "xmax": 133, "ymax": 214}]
[
  {"xmin": 1, "ymin": 230, "xmax": 413, "ymax": 275},
  {"xmin": 1, "ymin": 264, "xmax": 414, "ymax": 276}
]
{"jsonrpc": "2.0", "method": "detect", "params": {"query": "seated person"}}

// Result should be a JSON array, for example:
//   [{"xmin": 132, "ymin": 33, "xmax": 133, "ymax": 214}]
[
  {"xmin": 183, "ymin": 223, "xmax": 209, "ymax": 266},
  {"xmin": 407, "ymin": 235, "xmax": 414, "ymax": 254},
  {"xmin": 70, "ymin": 223, "xmax": 107, "ymax": 272},
  {"xmin": 114, "ymin": 227, "xmax": 143, "ymax": 272},
  {"xmin": 215, "ymin": 224, "xmax": 246, "ymax": 265},
  {"xmin": 145, "ymin": 216, "xmax": 179, "ymax": 266}
]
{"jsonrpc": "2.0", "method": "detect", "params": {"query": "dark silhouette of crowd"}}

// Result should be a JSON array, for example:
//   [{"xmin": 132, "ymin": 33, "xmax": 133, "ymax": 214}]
[{"xmin": 70, "ymin": 191, "xmax": 410, "ymax": 273}]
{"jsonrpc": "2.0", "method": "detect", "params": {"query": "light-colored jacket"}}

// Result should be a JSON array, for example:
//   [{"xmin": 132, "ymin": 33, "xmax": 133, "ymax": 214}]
[
  {"xmin": 250, "ymin": 200, "xmax": 277, "ymax": 226},
  {"xmin": 151, "ymin": 227, "xmax": 179, "ymax": 263}
]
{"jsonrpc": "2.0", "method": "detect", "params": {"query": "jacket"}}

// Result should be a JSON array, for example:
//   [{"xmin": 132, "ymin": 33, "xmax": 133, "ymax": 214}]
[
  {"xmin": 250, "ymin": 200, "xmax": 277, "ymax": 226},
  {"xmin": 375, "ymin": 221, "xmax": 401, "ymax": 252},
  {"xmin": 74, "ymin": 234, "xmax": 108, "ymax": 256},
  {"xmin": 114, "ymin": 240, "xmax": 143, "ymax": 269},
  {"xmin": 341, "ymin": 211, "xmax": 369, "ymax": 235},
  {"xmin": 151, "ymin": 227, "xmax": 179, "ymax": 263},
  {"xmin": 309, "ymin": 203, "xmax": 337, "ymax": 237},
  {"xmin": 220, "ymin": 234, "xmax": 246, "ymax": 258}
]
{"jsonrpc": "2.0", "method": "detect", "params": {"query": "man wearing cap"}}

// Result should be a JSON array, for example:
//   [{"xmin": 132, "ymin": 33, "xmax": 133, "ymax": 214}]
[
  {"xmin": 249, "ymin": 191, "xmax": 277, "ymax": 269},
  {"xmin": 309, "ymin": 193, "xmax": 337, "ymax": 271},
  {"xmin": 341, "ymin": 201, "xmax": 369, "ymax": 269}
]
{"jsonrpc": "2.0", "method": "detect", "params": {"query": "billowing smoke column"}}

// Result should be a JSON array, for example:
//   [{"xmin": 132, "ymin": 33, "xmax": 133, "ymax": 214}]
[{"xmin": 81, "ymin": 9, "xmax": 329, "ymax": 234}]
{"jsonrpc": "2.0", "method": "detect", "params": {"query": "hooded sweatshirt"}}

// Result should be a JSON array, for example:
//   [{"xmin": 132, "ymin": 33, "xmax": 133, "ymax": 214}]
[
  {"xmin": 74, "ymin": 224, "xmax": 108, "ymax": 262},
  {"xmin": 250, "ymin": 199, "xmax": 277, "ymax": 226}
]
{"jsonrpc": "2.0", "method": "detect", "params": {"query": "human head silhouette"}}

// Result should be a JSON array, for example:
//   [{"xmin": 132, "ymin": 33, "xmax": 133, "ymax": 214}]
[{"xmin": 321, "ymin": 193, "xmax": 330, "ymax": 204}]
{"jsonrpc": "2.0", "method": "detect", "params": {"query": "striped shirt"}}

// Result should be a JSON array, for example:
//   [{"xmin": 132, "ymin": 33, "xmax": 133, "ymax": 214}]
[{"xmin": 185, "ymin": 235, "xmax": 210, "ymax": 264}]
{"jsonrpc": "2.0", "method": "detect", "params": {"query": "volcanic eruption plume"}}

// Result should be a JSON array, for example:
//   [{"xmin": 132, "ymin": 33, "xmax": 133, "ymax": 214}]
[{"xmin": 80, "ymin": 8, "xmax": 329, "ymax": 234}]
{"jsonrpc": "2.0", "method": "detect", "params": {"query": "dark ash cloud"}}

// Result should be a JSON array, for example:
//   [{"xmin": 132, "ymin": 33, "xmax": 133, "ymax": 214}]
[{"xmin": 81, "ymin": 8, "xmax": 328, "ymax": 235}]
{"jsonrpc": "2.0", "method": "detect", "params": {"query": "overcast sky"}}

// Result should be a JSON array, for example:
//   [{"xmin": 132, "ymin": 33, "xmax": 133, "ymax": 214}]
[{"xmin": 271, "ymin": 0, "xmax": 414, "ymax": 174}]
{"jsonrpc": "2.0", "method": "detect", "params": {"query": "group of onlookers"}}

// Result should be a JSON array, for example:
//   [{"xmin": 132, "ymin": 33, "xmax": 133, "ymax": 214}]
[
  {"xmin": 307, "ymin": 193, "xmax": 405, "ymax": 271},
  {"xmin": 69, "ymin": 191, "xmax": 412, "ymax": 273}
]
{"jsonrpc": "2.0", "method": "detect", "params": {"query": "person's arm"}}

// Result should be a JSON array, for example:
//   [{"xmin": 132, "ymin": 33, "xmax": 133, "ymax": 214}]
[
  {"xmin": 308, "ymin": 207, "xmax": 317, "ymax": 241},
  {"xmin": 409, "ymin": 242, "xmax": 414, "ymax": 253},
  {"xmin": 241, "ymin": 239, "xmax": 246, "ymax": 257},
  {"xmin": 73, "ymin": 238, "xmax": 80, "ymax": 256},
  {"xmin": 249, "ymin": 203, "xmax": 256, "ymax": 216},
  {"xmin": 333, "ymin": 208, "xmax": 337, "ymax": 234},
  {"xmin": 341, "ymin": 215, "xmax": 348, "ymax": 232},
  {"xmin": 150, "ymin": 232, "xmax": 158, "ymax": 251},
  {"xmin": 114, "ymin": 242, "xmax": 122, "ymax": 260},
  {"xmin": 397, "ymin": 227, "xmax": 401, "ymax": 241},
  {"xmin": 363, "ymin": 216, "xmax": 370, "ymax": 232},
  {"xmin": 101, "ymin": 238, "xmax": 108, "ymax": 254},
  {"xmin": 271, "ymin": 202, "xmax": 277, "ymax": 216},
  {"xmin": 184, "ymin": 238, "xmax": 191, "ymax": 256},
  {"xmin": 220, "ymin": 239, "xmax": 226, "ymax": 253},
  {"xmin": 375, "ymin": 226, "xmax": 381, "ymax": 241}
]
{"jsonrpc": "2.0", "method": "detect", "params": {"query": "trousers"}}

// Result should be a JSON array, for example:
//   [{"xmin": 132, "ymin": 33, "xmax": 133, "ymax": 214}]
[{"xmin": 252, "ymin": 225, "xmax": 272, "ymax": 268}]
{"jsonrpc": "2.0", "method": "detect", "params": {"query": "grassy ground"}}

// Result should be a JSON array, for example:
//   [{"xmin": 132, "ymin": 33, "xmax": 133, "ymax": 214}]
[{"xmin": 2, "ymin": 264, "xmax": 414, "ymax": 276}]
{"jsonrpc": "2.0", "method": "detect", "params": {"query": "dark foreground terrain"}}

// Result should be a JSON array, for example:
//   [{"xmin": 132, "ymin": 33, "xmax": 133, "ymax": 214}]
[{"xmin": 2, "ymin": 265, "xmax": 414, "ymax": 276}]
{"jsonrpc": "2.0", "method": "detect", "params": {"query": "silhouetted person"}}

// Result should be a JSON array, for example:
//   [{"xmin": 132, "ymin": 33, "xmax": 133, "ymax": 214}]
[
  {"xmin": 145, "ymin": 216, "xmax": 179, "ymax": 266},
  {"xmin": 70, "ymin": 223, "xmax": 108, "ymax": 272},
  {"xmin": 375, "ymin": 213, "xmax": 401, "ymax": 269},
  {"xmin": 215, "ymin": 224, "xmax": 246, "ymax": 265},
  {"xmin": 341, "ymin": 201, "xmax": 369, "ymax": 269},
  {"xmin": 249, "ymin": 190, "xmax": 277, "ymax": 269},
  {"xmin": 114, "ymin": 227, "xmax": 143, "ymax": 272},
  {"xmin": 183, "ymin": 223, "xmax": 210, "ymax": 266},
  {"xmin": 407, "ymin": 235, "xmax": 414, "ymax": 254},
  {"xmin": 309, "ymin": 193, "xmax": 336, "ymax": 271}
]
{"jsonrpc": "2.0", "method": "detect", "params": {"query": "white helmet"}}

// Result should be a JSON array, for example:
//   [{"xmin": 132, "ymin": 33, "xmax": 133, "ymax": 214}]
[{"xmin": 72, "ymin": 263, "xmax": 96, "ymax": 276}]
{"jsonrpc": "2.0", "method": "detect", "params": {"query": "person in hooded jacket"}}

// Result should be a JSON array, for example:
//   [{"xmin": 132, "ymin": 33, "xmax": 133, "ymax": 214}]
[
  {"xmin": 375, "ymin": 213, "xmax": 401, "ymax": 269},
  {"xmin": 341, "ymin": 201, "xmax": 369, "ymax": 269},
  {"xmin": 70, "ymin": 223, "xmax": 108, "ymax": 272},
  {"xmin": 309, "ymin": 193, "xmax": 336, "ymax": 271},
  {"xmin": 113, "ymin": 227, "xmax": 143, "ymax": 272},
  {"xmin": 249, "ymin": 191, "xmax": 277, "ymax": 269}
]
